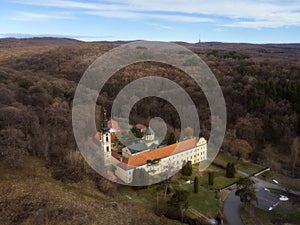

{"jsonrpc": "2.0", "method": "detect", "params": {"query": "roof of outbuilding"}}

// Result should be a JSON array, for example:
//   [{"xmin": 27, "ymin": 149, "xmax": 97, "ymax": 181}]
[
  {"xmin": 127, "ymin": 142, "xmax": 148, "ymax": 153},
  {"xmin": 135, "ymin": 124, "xmax": 147, "ymax": 131}
]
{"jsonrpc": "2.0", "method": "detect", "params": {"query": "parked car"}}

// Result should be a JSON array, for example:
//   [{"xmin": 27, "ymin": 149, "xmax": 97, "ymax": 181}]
[{"xmin": 279, "ymin": 195, "xmax": 288, "ymax": 201}]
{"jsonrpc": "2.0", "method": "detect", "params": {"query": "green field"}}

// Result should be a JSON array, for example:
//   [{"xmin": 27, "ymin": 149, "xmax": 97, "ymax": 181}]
[
  {"xmin": 195, "ymin": 164, "xmax": 244, "ymax": 189},
  {"xmin": 258, "ymin": 170, "xmax": 300, "ymax": 192},
  {"xmin": 177, "ymin": 182, "xmax": 218, "ymax": 217},
  {"xmin": 215, "ymin": 152, "xmax": 264, "ymax": 175}
]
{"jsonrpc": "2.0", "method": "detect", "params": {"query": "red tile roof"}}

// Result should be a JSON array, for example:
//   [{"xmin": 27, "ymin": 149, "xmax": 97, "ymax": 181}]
[
  {"xmin": 95, "ymin": 132, "xmax": 102, "ymax": 140},
  {"xmin": 118, "ymin": 137, "xmax": 199, "ymax": 170},
  {"xmin": 111, "ymin": 150, "xmax": 122, "ymax": 160},
  {"xmin": 135, "ymin": 124, "xmax": 147, "ymax": 132}
]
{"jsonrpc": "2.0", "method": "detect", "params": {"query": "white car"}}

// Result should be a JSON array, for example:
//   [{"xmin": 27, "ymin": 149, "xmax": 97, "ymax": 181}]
[
  {"xmin": 279, "ymin": 195, "xmax": 289, "ymax": 201},
  {"xmin": 273, "ymin": 179, "xmax": 279, "ymax": 184},
  {"xmin": 264, "ymin": 188, "xmax": 270, "ymax": 192}
]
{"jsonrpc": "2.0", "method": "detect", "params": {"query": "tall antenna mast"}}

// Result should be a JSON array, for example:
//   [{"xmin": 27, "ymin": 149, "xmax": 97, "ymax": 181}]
[{"xmin": 197, "ymin": 34, "xmax": 201, "ymax": 44}]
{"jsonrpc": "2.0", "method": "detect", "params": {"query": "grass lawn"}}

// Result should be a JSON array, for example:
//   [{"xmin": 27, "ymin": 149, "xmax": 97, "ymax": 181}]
[
  {"xmin": 258, "ymin": 170, "xmax": 300, "ymax": 192},
  {"xmin": 190, "ymin": 163, "xmax": 244, "ymax": 190},
  {"xmin": 117, "ymin": 163, "xmax": 224, "ymax": 218},
  {"xmin": 169, "ymin": 162, "xmax": 240, "ymax": 217},
  {"xmin": 215, "ymin": 153, "xmax": 300, "ymax": 192},
  {"xmin": 178, "ymin": 183, "xmax": 219, "ymax": 218},
  {"xmin": 215, "ymin": 152, "xmax": 264, "ymax": 175},
  {"xmin": 254, "ymin": 205, "xmax": 300, "ymax": 225},
  {"xmin": 118, "ymin": 184, "xmax": 162, "ymax": 209},
  {"xmin": 118, "ymin": 178, "xmax": 219, "ymax": 218}
]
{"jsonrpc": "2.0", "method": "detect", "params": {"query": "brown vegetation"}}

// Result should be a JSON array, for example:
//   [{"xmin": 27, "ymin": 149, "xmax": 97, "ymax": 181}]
[
  {"xmin": 0, "ymin": 38, "xmax": 299, "ymax": 176},
  {"xmin": 0, "ymin": 38, "xmax": 299, "ymax": 223}
]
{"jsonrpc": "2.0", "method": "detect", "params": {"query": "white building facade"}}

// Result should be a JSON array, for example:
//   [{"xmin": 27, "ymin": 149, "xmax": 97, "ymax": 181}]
[{"xmin": 113, "ymin": 137, "xmax": 207, "ymax": 184}]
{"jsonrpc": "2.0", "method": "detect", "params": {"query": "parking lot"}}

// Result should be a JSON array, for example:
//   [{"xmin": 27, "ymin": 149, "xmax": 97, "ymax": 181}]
[{"xmin": 253, "ymin": 189, "xmax": 280, "ymax": 211}]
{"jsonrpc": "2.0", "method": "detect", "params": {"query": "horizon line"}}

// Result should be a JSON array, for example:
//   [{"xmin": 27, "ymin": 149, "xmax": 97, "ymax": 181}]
[{"xmin": 0, "ymin": 34, "xmax": 300, "ymax": 45}]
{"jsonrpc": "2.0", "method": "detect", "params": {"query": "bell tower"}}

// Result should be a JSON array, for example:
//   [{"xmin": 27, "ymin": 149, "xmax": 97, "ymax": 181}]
[{"xmin": 100, "ymin": 109, "xmax": 111, "ymax": 166}]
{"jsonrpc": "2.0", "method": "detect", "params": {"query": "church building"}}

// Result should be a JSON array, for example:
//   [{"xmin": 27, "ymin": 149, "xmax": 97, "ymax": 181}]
[{"xmin": 92, "ymin": 115, "xmax": 207, "ymax": 184}]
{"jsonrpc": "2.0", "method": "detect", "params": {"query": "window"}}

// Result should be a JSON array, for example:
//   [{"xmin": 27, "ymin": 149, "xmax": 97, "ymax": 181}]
[
  {"xmin": 106, "ymin": 146, "xmax": 109, "ymax": 152},
  {"xmin": 106, "ymin": 135, "xmax": 109, "ymax": 142}
]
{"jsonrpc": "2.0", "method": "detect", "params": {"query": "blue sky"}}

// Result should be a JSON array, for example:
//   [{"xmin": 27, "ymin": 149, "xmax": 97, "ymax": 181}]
[{"xmin": 0, "ymin": 0, "xmax": 300, "ymax": 43}]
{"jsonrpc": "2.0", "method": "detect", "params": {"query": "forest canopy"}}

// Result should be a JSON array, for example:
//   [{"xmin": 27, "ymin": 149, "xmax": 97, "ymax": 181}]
[{"xmin": 0, "ymin": 38, "xmax": 299, "ymax": 179}]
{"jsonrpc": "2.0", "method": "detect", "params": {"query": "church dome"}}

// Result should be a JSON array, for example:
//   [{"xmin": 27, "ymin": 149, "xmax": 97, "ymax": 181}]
[{"xmin": 144, "ymin": 127, "xmax": 154, "ymax": 135}]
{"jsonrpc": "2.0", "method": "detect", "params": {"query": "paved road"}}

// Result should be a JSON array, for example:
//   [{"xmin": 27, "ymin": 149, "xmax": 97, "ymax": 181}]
[
  {"xmin": 238, "ymin": 170, "xmax": 300, "ymax": 196},
  {"xmin": 223, "ymin": 190, "xmax": 244, "ymax": 225}
]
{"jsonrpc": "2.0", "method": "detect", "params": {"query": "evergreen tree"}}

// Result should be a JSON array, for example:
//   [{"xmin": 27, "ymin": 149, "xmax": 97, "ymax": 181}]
[
  {"xmin": 226, "ymin": 162, "xmax": 236, "ymax": 178},
  {"xmin": 208, "ymin": 171, "xmax": 214, "ymax": 186},
  {"xmin": 167, "ymin": 132, "xmax": 177, "ymax": 145},
  {"xmin": 130, "ymin": 126, "xmax": 143, "ymax": 138},
  {"xmin": 168, "ymin": 190, "xmax": 190, "ymax": 219},
  {"xmin": 235, "ymin": 177, "xmax": 257, "ymax": 205},
  {"xmin": 237, "ymin": 151, "xmax": 241, "ymax": 160},
  {"xmin": 181, "ymin": 161, "xmax": 193, "ymax": 176},
  {"xmin": 226, "ymin": 162, "xmax": 231, "ymax": 178},
  {"xmin": 231, "ymin": 163, "xmax": 236, "ymax": 177},
  {"xmin": 194, "ymin": 176, "xmax": 199, "ymax": 193}
]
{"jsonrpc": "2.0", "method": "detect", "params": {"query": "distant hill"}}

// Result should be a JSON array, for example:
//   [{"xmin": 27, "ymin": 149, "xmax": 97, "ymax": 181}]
[{"xmin": 0, "ymin": 37, "xmax": 81, "ymax": 47}]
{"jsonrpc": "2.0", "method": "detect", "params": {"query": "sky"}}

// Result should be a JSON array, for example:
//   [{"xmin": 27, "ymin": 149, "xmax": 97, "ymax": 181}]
[{"xmin": 0, "ymin": 0, "xmax": 300, "ymax": 43}]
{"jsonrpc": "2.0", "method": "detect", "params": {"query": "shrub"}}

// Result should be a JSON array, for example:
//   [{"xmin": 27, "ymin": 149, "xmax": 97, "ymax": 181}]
[
  {"xmin": 181, "ymin": 161, "xmax": 193, "ymax": 176},
  {"xmin": 94, "ymin": 175, "xmax": 118, "ymax": 197},
  {"xmin": 0, "ymin": 128, "xmax": 27, "ymax": 168},
  {"xmin": 208, "ymin": 171, "xmax": 214, "ymax": 186},
  {"xmin": 194, "ymin": 176, "xmax": 199, "ymax": 193},
  {"xmin": 226, "ymin": 162, "xmax": 236, "ymax": 178}
]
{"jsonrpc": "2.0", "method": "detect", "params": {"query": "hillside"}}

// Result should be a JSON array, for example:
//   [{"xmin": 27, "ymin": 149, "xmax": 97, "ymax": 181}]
[
  {"xmin": 0, "ymin": 37, "xmax": 299, "ymax": 224},
  {"xmin": 0, "ymin": 156, "xmax": 178, "ymax": 225}
]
